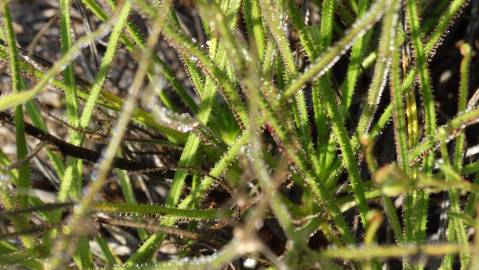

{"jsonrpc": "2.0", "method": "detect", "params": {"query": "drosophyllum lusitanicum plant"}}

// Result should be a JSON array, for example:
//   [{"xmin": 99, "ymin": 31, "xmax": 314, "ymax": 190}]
[{"xmin": 0, "ymin": 0, "xmax": 478, "ymax": 269}]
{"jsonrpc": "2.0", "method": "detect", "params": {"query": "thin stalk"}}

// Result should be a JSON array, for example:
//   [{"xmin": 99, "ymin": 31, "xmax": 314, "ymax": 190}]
[
  {"xmin": 313, "ymin": 0, "xmax": 335, "ymax": 172},
  {"xmin": 0, "ymin": 0, "xmax": 34, "ymax": 249},
  {"xmin": 116, "ymin": 167, "xmax": 148, "ymax": 241},
  {"xmin": 450, "ymin": 43, "xmax": 472, "ymax": 270},
  {"xmin": 59, "ymin": 0, "xmax": 83, "ymax": 202},
  {"xmin": 406, "ymin": 0, "xmax": 437, "ymax": 174},
  {"xmin": 92, "ymin": 202, "xmax": 232, "ymax": 220},
  {"xmin": 356, "ymin": 0, "xmax": 399, "ymax": 136},
  {"xmin": 311, "ymin": 244, "xmax": 472, "ymax": 261},
  {"xmin": 243, "ymin": 0, "xmax": 266, "ymax": 61},
  {"xmin": 57, "ymin": 4, "xmax": 94, "ymax": 265},
  {"xmin": 388, "ymin": 30, "xmax": 408, "ymax": 244},
  {"xmin": 78, "ymin": 2, "xmax": 132, "ymax": 134},
  {"xmin": 438, "ymin": 129, "xmax": 469, "ymax": 269},
  {"xmin": 1, "ymin": 0, "xmax": 31, "ymax": 211},
  {"xmin": 342, "ymin": 0, "xmax": 371, "ymax": 109},
  {"xmin": 117, "ymin": 239, "xmax": 261, "ymax": 270},
  {"xmin": 453, "ymin": 43, "xmax": 472, "ymax": 170}
]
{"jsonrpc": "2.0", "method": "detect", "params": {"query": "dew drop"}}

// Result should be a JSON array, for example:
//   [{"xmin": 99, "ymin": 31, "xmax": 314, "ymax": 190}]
[{"xmin": 189, "ymin": 56, "xmax": 198, "ymax": 63}]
